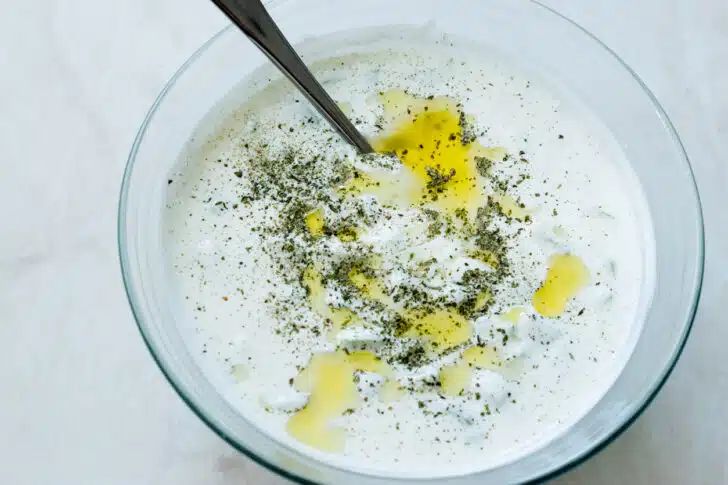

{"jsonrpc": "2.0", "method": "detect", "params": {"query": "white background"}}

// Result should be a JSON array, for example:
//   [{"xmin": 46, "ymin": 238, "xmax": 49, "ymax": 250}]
[{"xmin": 1, "ymin": 0, "xmax": 726, "ymax": 483}]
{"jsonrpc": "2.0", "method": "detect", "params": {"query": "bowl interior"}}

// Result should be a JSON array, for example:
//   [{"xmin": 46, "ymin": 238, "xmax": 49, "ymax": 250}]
[{"xmin": 119, "ymin": 0, "xmax": 703, "ymax": 483}]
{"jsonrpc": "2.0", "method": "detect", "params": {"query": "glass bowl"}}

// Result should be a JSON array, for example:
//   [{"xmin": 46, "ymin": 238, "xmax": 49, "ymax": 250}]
[{"xmin": 118, "ymin": 0, "xmax": 704, "ymax": 483}]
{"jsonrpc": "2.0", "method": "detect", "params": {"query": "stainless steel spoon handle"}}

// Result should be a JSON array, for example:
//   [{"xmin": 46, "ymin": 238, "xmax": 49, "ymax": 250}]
[{"xmin": 210, "ymin": 0, "xmax": 374, "ymax": 153}]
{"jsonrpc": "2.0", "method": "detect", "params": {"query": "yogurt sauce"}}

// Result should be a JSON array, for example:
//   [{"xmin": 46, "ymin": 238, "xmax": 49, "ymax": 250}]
[{"xmin": 164, "ymin": 31, "xmax": 654, "ymax": 478}]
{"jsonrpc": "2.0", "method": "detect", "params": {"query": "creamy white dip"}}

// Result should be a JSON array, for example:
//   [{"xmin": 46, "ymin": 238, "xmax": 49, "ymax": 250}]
[{"xmin": 163, "ymin": 32, "xmax": 654, "ymax": 478}]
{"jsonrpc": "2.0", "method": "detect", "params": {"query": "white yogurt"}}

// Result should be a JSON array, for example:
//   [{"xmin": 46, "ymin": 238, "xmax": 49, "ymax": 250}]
[{"xmin": 163, "ymin": 31, "xmax": 654, "ymax": 478}]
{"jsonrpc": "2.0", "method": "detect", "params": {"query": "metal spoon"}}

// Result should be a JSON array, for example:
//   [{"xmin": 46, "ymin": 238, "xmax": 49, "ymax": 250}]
[{"xmin": 209, "ymin": 0, "xmax": 374, "ymax": 154}]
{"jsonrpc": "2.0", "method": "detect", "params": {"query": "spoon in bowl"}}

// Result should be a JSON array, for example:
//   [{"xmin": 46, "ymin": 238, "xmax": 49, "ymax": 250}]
[{"xmin": 209, "ymin": 0, "xmax": 374, "ymax": 154}]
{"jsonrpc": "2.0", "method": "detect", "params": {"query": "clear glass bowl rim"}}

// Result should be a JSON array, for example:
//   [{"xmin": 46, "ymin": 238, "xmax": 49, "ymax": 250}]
[{"xmin": 117, "ymin": 1, "xmax": 705, "ymax": 483}]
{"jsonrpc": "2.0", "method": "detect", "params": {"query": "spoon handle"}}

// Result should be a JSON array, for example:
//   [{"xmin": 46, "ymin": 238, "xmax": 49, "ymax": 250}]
[{"xmin": 210, "ymin": 0, "xmax": 374, "ymax": 153}]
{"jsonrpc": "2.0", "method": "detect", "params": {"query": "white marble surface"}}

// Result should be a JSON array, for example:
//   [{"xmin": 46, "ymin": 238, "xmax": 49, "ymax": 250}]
[{"xmin": 1, "ymin": 0, "xmax": 726, "ymax": 483}]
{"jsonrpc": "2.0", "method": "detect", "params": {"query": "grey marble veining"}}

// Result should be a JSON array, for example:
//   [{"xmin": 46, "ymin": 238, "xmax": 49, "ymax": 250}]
[{"xmin": 0, "ymin": 0, "xmax": 725, "ymax": 483}]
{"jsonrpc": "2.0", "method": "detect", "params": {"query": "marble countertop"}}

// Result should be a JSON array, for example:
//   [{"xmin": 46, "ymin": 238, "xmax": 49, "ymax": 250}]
[{"xmin": 1, "ymin": 0, "xmax": 726, "ymax": 483}]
